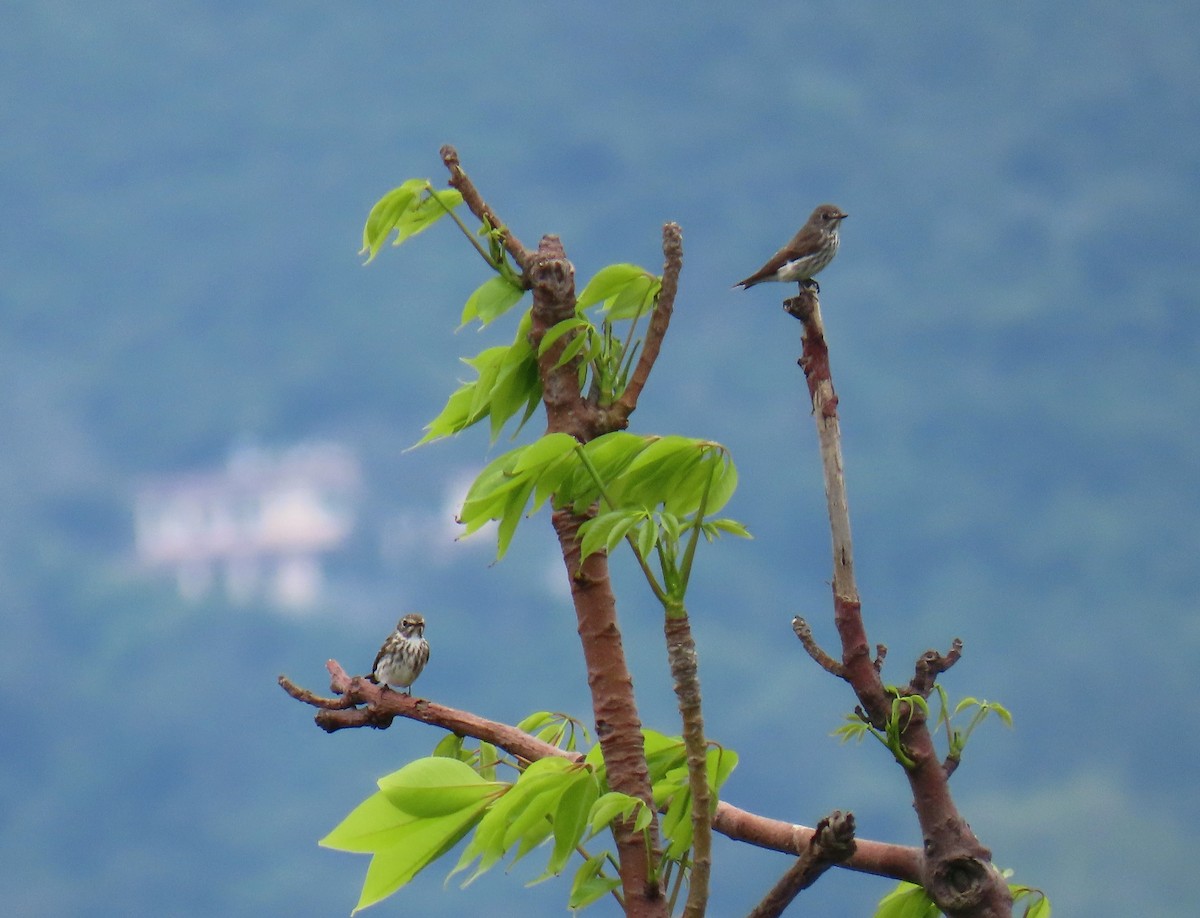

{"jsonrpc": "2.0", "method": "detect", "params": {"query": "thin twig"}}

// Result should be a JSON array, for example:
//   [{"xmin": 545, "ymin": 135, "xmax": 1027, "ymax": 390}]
[
  {"xmin": 791, "ymin": 616, "xmax": 845, "ymax": 678},
  {"xmin": 440, "ymin": 144, "xmax": 531, "ymax": 272},
  {"xmin": 611, "ymin": 222, "xmax": 682, "ymax": 424}
]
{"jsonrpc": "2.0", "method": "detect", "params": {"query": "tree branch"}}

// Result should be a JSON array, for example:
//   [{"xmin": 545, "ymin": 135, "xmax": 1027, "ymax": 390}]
[
  {"xmin": 279, "ymin": 662, "xmax": 924, "ymax": 884},
  {"xmin": 664, "ymin": 613, "xmax": 712, "ymax": 918},
  {"xmin": 610, "ymin": 222, "xmax": 682, "ymax": 425},
  {"xmin": 791, "ymin": 616, "xmax": 844, "ymax": 678},
  {"xmin": 440, "ymin": 144, "xmax": 531, "ymax": 274},
  {"xmin": 786, "ymin": 286, "xmax": 1013, "ymax": 916}
]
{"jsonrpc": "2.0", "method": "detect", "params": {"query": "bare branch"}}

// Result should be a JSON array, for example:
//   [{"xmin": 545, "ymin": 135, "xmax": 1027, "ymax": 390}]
[
  {"xmin": 439, "ymin": 144, "xmax": 531, "ymax": 274},
  {"xmin": 787, "ymin": 286, "xmax": 1013, "ymax": 916},
  {"xmin": 906, "ymin": 639, "xmax": 965, "ymax": 697},
  {"xmin": 791, "ymin": 616, "xmax": 844, "ymax": 678},
  {"xmin": 664, "ymin": 614, "xmax": 712, "ymax": 918},
  {"xmin": 611, "ymin": 222, "xmax": 683, "ymax": 424}
]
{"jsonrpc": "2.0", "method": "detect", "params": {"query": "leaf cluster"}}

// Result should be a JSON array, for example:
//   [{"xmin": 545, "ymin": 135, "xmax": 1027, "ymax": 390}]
[
  {"xmin": 456, "ymin": 431, "xmax": 746, "ymax": 563},
  {"xmin": 834, "ymin": 688, "xmax": 1013, "ymax": 770},
  {"xmin": 360, "ymin": 180, "xmax": 465, "ymax": 264},
  {"xmin": 419, "ymin": 262, "xmax": 665, "ymax": 448},
  {"xmin": 321, "ymin": 719, "xmax": 737, "ymax": 913}
]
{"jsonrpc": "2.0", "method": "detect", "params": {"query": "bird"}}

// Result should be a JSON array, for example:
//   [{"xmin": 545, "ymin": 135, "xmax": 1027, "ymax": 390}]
[
  {"xmin": 734, "ymin": 204, "xmax": 848, "ymax": 292},
  {"xmin": 370, "ymin": 613, "xmax": 429, "ymax": 695}
]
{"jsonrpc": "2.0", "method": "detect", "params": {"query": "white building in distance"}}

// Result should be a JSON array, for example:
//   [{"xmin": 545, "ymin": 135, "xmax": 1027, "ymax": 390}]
[{"xmin": 134, "ymin": 442, "xmax": 361, "ymax": 610}]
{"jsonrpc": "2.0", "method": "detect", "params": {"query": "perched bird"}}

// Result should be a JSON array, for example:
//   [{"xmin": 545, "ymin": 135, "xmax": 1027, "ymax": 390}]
[
  {"xmin": 371, "ymin": 613, "xmax": 429, "ymax": 695},
  {"xmin": 734, "ymin": 204, "xmax": 848, "ymax": 291}
]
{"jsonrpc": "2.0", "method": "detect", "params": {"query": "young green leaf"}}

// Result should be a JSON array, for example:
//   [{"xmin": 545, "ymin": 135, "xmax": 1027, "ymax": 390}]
[
  {"xmin": 578, "ymin": 508, "xmax": 644, "ymax": 562},
  {"xmin": 567, "ymin": 854, "xmax": 622, "ymax": 910},
  {"xmin": 601, "ymin": 272, "xmax": 661, "ymax": 321},
  {"xmin": 586, "ymin": 792, "xmax": 648, "ymax": 837},
  {"xmin": 538, "ymin": 315, "xmax": 592, "ymax": 356},
  {"xmin": 350, "ymin": 803, "xmax": 491, "ymax": 914},
  {"xmin": 432, "ymin": 733, "xmax": 466, "ymax": 761},
  {"xmin": 391, "ymin": 188, "xmax": 463, "ymax": 245},
  {"xmin": 360, "ymin": 179, "xmax": 426, "ymax": 263},
  {"xmin": 461, "ymin": 275, "xmax": 526, "ymax": 327},
  {"xmin": 873, "ymin": 881, "xmax": 940, "ymax": 918},
  {"xmin": 377, "ymin": 757, "xmax": 503, "ymax": 818},
  {"xmin": 576, "ymin": 263, "xmax": 652, "ymax": 309},
  {"xmin": 320, "ymin": 791, "xmax": 420, "ymax": 854},
  {"xmin": 547, "ymin": 773, "xmax": 599, "ymax": 877},
  {"xmin": 706, "ymin": 745, "xmax": 739, "ymax": 794}
]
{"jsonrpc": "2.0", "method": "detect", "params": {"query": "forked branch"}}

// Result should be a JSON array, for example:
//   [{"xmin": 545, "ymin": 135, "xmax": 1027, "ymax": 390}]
[{"xmin": 787, "ymin": 286, "xmax": 1012, "ymax": 916}]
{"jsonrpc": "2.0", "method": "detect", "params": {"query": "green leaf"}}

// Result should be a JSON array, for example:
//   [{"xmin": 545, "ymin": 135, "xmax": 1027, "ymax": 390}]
[
  {"xmin": 990, "ymin": 702, "xmax": 1014, "ymax": 728},
  {"xmin": 461, "ymin": 275, "xmax": 526, "ymax": 327},
  {"xmin": 586, "ymin": 792, "xmax": 647, "ymax": 837},
  {"xmin": 538, "ymin": 316, "xmax": 591, "ymax": 356},
  {"xmin": 553, "ymin": 327, "xmax": 593, "ymax": 370},
  {"xmin": 360, "ymin": 179, "xmax": 426, "ymax": 263},
  {"xmin": 392, "ymin": 188, "xmax": 463, "ymax": 245},
  {"xmin": 578, "ymin": 508, "xmax": 644, "ymax": 562},
  {"xmin": 512, "ymin": 432, "xmax": 579, "ymax": 474},
  {"xmin": 602, "ymin": 273, "xmax": 661, "ymax": 321},
  {"xmin": 1026, "ymin": 895, "xmax": 1051, "ymax": 918},
  {"xmin": 351, "ymin": 804, "xmax": 487, "ymax": 913},
  {"xmin": 495, "ymin": 476, "xmax": 537, "ymax": 559},
  {"xmin": 547, "ymin": 773, "xmax": 599, "ymax": 877},
  {"xmin": 567, "ymin": 854, "xmax": 621, "ymax": 910},
  {"xmin": 706, "ymin": 745, "xmax": 739, "ymax": 793},
  {"xmin": 642, "ymin": 731, "xmax": 688, "ymax": 784},
  {"xmin": 452, "ymin": 757, "xmax": 578, "ymax": 886},
  {"xmin": 633, "ymin": 517, "xmax": 658, "ymax": 560},
  {"xmin": 516, "ymin": 711, "xmax": 560, "ymax": 734},
  {"xmin": 488, "ymin": 328, "xmax": 539, "ymax": 441},
  {"xmin": 576, "ymin": 263, "xmax": 651, "ymax": 309},
  {"xmin": 432, "ymin": 733, "xmax": 466, "ymax": 760},
  {"xmin": 873, "ymin": 880, "xmax": 940, "ymax": 918},
  {"xmin": 702, "ymin": 517, "xmax": 753, "ymax": 540},
  {"xmin": 416, "ymin": 345, "xmax": 514, "ymax": 446},
  {"xmin": 661, "ymin": 783, "xmax": 693, "ymax": 858},
  {"xmin": 833, "ymin": 716, "xmax": 872, "ymax": 743},
  {"xmin": 320, "ymin": 791, "xmax": 420, "ymax": 854},
  {"xmin": 476, "ymin": 742, "xmax": 499, "ymax": 781},
  {"xmin": 377, "ymin": 757, "xmax": 502, "ymax": 818}
]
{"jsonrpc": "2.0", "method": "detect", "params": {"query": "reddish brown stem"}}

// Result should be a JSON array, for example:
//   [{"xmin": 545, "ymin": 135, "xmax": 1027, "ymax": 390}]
[
  {"xmin": 611, "ymin": 222, "xmax": 682, "ymax": 424},
  {"xmin": 788, "ymin": 287, "xmax": 1012, "ymax": 916},
  {"xmin": 440, "ymin": 144, "xmax": 531, "ymax": 273}
]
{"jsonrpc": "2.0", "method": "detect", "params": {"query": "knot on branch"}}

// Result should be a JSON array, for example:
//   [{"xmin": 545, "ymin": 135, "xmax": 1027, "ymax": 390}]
[
  {"xmin": 909, "ymin": 639, "xmax": 964, "ymax": 696},
  {"xmin": 812, "ymin": 809, "xmax": 857, "ymax": 862},
  {"xmin": 528, "ymin": 234, "xmax": 576, "ymax": 320},
  {"xmin": 925, "ymin": 855, "xmax": 1001, "ymax": 912},
  {"xmin": 746, "ymin": 809, "xmax": 858, "ymax": 918},
  {"xmin": 783, "ymin": 287, "xmax": 820, "ymax": 323}
]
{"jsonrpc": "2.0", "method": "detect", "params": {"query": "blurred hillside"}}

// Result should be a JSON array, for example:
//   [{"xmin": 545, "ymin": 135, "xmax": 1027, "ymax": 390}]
[{"xmin": 1, "ymin": 3, "xmax": 1197, "ymax": 916}]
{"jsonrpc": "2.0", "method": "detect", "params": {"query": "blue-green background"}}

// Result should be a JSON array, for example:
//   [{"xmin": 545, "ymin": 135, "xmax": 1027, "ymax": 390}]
[{"xmin": 3, "ymin": 3, "xmax": 1197, "ymax": 915}]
